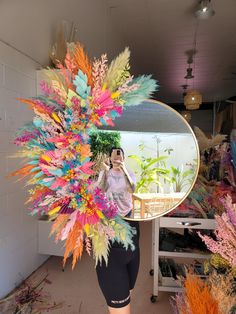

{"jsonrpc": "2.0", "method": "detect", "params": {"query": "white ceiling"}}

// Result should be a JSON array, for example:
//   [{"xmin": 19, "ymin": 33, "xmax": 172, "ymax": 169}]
[{"xmin": 0, "ymin": 0, "xmax": 236, "ymax": 103}]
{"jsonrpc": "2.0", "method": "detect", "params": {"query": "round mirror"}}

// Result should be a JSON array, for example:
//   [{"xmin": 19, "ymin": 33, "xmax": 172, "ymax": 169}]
[{"xmin": 97, "ymin": 100, "xmax": 200, "ymax": 221}]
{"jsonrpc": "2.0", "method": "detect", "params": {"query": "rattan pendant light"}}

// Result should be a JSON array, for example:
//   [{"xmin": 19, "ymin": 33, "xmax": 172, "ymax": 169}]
[{"xmin": 184, "ymin": 90, "xmax": 202, "ymax": 110}]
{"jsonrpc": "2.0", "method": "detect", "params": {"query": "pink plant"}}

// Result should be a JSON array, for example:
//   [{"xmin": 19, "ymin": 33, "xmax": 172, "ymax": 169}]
[
  {"xmin": 198, "ymin": 195, "xmax": 236, "ymax": 266},
  {"xmin": 92, "ymin": 54, "xmax": 108, "ymax": 99}
]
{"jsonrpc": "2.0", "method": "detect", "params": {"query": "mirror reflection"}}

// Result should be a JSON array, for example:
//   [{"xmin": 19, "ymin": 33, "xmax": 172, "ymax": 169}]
[{"xmin": 92, "ymin": 100, "xmax": 199, "ymax": 221}]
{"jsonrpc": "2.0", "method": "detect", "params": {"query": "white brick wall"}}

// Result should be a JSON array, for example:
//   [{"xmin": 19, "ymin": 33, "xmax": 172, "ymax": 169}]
[{"xmin": 0, "ymin": 41, "xmax": 48, "ymax": 298}]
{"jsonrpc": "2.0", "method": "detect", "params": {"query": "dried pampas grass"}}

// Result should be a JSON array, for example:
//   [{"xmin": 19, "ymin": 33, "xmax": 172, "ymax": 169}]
[
  {"xmin": 194, "ymin": 127, "xmax": 227, "ymax": 152},
  {"xmin": 208, "ymin": 271, "xmax": 236, "ymax": 314}
]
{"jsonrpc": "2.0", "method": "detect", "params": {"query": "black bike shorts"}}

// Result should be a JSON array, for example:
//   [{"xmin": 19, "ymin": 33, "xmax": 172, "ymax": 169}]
[{"xmin": 96, "ymin": 220, "xmax": 140, "ymax": 308}]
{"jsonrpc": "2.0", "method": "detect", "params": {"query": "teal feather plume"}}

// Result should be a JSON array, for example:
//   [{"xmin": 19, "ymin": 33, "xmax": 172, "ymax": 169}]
[
  {"xmin": 111, "ymin": 216, "xmax": 137, "ymax": 251},
  {"xmin": 122, "ymin": 75, "xmax": 158, "ymax": 106},
  {"xmin": 28, "ymin": 160, "xmax": 39, "ymax": 165},
  {"xmin": 73, "ymin": 70, "xmax": 91, "ymax": 99},
  {"xmin": 33, "ymin": 117, "xmax": 43, "ymax": 128},
  {"xmin": 100, "ymin": 117, "xmax": 108, "ymax": 126},
  {"xmin": 34, "ymin": 171, "xmax": 44, "ymax": 179}
]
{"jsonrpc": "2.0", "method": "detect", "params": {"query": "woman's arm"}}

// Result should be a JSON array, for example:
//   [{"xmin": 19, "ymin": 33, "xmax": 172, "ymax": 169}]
[
  {"xmin": 119, "ymin": 162, "xmax": 136, "ymax": 193},
  {"xmin": 96, "ymin": 169, "xmax": 109, "ymax": 192},
  {"xmin": 95, "ymin": 161, "xmax": 110, "ymax": 192}
]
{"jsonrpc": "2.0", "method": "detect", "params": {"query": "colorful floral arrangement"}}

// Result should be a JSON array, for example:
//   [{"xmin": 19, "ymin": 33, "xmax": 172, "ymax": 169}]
[{"xmin": 10, "ymin": 42, "xmax": 157, "ymax": 268}]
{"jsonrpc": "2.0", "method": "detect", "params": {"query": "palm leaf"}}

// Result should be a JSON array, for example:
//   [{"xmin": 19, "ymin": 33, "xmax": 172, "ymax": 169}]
[
  {"xmin": 128, "ymin": 154, "xmax": 142, "ymax": 166},
  {"xmin": 145, "ymin": 156, "xmax": 167, "ymax": 169}
]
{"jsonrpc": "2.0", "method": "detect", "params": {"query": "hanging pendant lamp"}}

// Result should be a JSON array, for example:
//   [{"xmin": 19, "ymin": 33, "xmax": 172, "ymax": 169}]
[
  {"xmin": 181, "ymin": 110, "xmax": 192, "ymax": 122},
  {"xmin": 184, "ymin": 90, "xmax": 202, "ymax": 110}
]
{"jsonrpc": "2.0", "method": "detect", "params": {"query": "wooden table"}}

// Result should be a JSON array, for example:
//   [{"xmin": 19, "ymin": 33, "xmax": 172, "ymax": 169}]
[{"xmin": 132, "ymin": 193, "xmax": 185, "ymax": 219}]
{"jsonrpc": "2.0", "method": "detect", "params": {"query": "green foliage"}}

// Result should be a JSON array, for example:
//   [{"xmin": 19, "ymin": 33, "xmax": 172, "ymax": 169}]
[
  {"xmin": 128, "ymin": 147, "xmax": 170, "ymax": 193},
  {"xmin": 169, "ymin": 166, "xmax": 194, "ymax": 192},
  {"xmin": 89, "ymin": 130, "xmax": 121, "ymax": 160}
]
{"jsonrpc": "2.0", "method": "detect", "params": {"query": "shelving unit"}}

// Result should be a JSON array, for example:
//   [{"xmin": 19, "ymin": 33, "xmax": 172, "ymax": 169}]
[{"xmin": 150, "ymin": 216, "xmax": 216, "ymax": 302}]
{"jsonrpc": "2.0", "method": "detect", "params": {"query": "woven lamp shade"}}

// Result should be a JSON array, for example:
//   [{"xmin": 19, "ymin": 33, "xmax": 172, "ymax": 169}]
[
  {"xmin": 181, "ymin": 110, "xmax": 192, "ymax": 122},
  {"xmin": 184, "ymin": 90, "xmax": 202, "ymax": 110}
]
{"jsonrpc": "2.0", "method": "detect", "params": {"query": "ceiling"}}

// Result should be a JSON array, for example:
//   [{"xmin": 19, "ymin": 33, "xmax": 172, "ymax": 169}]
[
  {"xmin": 107, "ymin": 0, "xmax": 236, "ymax": 103},
  {"xmin": 0, "ymin": 0, "xmax": 236, "ymax": 104}
]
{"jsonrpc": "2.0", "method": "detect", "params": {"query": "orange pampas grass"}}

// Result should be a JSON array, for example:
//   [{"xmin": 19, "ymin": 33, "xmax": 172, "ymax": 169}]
[
  {"xmin": 17, "ymin": 98, "xmax": 52, "ymax": 115},
  {"xmin": 9, "ymin": 164, "xmax": 36, "ymax": 178},
  {"xmin": 63, "ymin": 221, "xmax": 84, "ymax": 269},
  {"xmin": 50, "ymin": 214, "xmax": 69, "ymax": 241},
  {"xmin": 73, "ymin": 43, "xmax": 93, "ymax": 87},
  {"xmin": 183, "ymin": 274, "xmax": 219, "ymax": 314},
  {"xmin": 172, "ymin": 272, "xmax": 220, "ymax": 314}
]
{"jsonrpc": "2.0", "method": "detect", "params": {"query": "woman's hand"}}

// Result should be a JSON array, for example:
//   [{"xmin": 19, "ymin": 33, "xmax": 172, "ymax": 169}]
[
  {"xmin": 101, "ymin": 159, "xmax": 110, "ymax": 172},
  {"xmin": 113, "ymin": 160, "xmax": 127, "ymax": 172},
  {"xmin": 120, "ymin": 163, "xmax": 128, "ymax": 175}
]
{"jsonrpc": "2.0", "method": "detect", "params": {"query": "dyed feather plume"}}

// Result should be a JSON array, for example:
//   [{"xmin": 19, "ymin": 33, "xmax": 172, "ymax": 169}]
[{"xmin": 11, "ymin": 42, "xmax": 158, "ymax": 268}]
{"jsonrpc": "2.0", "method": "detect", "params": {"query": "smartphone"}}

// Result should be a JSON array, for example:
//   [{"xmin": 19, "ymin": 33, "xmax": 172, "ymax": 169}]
[{"xmin": 116, "ymin": 149, "xmax": 121, "ymax": 156}]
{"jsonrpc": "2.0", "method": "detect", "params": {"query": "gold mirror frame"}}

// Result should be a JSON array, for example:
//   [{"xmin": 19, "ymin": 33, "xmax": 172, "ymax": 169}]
[{"xmin": 100, "ymin": 99, "xmax": 200, "ymax": 222}]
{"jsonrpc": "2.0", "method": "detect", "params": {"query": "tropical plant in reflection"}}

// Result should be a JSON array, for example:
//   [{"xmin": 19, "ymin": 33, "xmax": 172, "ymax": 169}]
[
  {"xmin": 128, "ymin": 143, "xmax": 170, "ymax": 193},
  {"xmin": 169, "ymin": 165, "xmax": 195, "ymax": 192}
]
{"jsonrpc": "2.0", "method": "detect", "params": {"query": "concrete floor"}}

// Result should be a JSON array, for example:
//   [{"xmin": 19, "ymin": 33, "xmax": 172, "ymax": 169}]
[{"xmin": 37, "ymin": 220, "xmax": 174, "ymax": 314}]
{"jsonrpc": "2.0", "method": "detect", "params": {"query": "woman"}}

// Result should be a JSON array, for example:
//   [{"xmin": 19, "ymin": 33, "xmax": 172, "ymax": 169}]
[{"xmin": 95, "ymin": 147, "xmax": 140, "ymax": 314}]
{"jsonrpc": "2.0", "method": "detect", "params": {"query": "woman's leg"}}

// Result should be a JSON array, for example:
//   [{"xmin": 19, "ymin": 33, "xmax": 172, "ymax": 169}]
[
  {"xmin": 127, "ymin": 248, "xmax": 140, "ymax": 291},
  {"xmin": 96, "ymin": 248, "xmax": 132, "ymax": 312},
  {"xmin": 106, "ymin": 247, "xmax": 140, "ymax": 314},
  {"xmin": 108, "ymin": 303, "xmax": 130, "ymax": 314}
]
